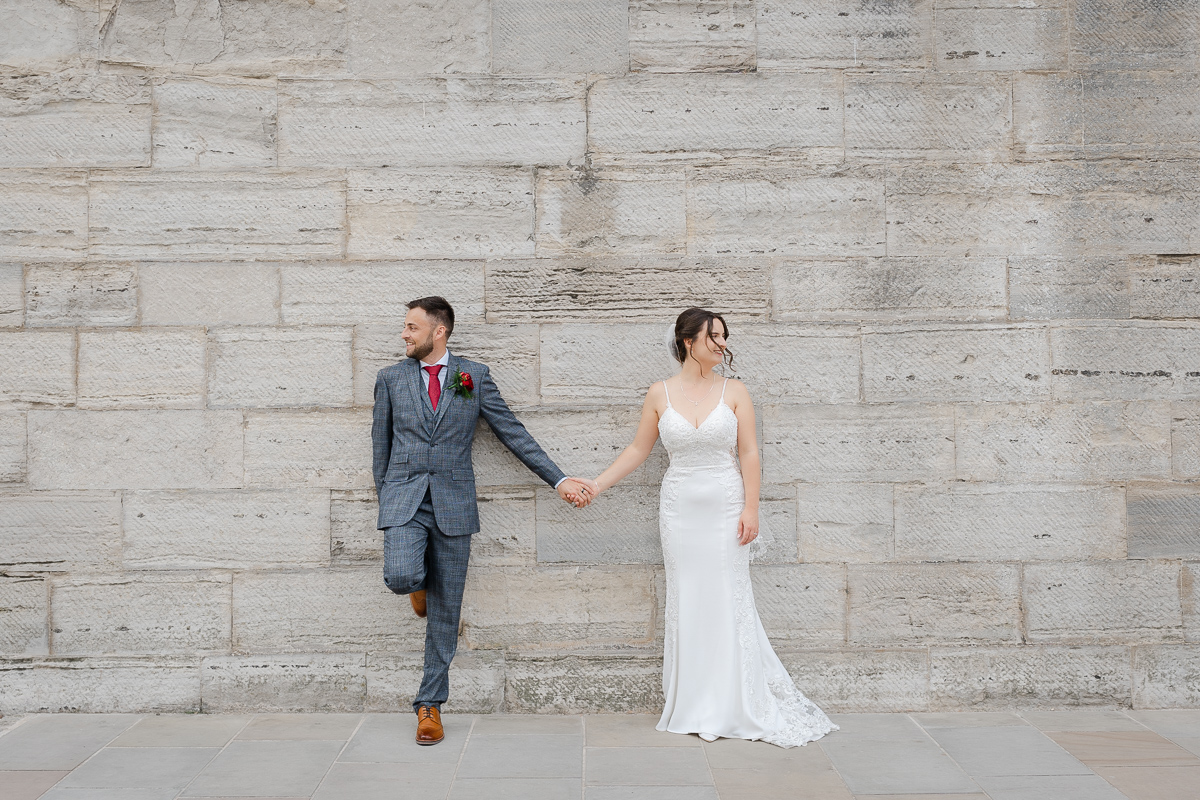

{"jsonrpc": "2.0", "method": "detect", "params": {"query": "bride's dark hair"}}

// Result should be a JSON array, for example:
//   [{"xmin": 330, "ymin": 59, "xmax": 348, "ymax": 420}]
[{"xmin": 673, "ymin": 308, "xmax": 734, "ymax": 371}]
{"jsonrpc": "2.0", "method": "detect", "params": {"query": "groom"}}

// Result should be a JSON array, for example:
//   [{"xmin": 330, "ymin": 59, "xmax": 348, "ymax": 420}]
[{"xmin": 372, "ymin": 296, "xmax": 591, "ymax": 745}]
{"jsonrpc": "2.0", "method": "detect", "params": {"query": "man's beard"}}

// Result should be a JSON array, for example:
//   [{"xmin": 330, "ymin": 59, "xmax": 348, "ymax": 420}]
[{"xmin": 407, "ymin": 332, "xmax": 436, "ymax": 361}]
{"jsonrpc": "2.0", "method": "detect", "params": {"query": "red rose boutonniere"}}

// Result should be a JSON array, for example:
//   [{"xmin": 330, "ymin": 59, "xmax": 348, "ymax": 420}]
[{"xmin": 450, "ymin": 370, "xmax": 474, "ymax": 399}]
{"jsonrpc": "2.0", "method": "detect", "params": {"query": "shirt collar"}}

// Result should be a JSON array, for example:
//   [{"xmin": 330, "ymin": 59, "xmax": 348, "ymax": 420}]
[{"xmin": 420, "ymin": 350, "xmax": 451, "ymax": 369}]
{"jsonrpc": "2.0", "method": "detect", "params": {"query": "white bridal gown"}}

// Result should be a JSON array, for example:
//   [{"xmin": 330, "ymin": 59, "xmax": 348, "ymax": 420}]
[{"xmin": 656, "ymin": 379, "xmax": 837, "ymax": 747}]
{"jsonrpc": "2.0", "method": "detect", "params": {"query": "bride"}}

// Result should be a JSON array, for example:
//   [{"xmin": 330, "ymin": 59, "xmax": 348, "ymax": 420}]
[{"xmin": 582, "ymin": 307, "xmax": 837, "ymax": 747}]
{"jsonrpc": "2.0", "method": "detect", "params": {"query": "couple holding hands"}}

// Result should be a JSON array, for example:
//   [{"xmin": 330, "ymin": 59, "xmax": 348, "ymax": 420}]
[{"xmin": 372, "ymin": 296, "xmax": 836, "ymax": 748}]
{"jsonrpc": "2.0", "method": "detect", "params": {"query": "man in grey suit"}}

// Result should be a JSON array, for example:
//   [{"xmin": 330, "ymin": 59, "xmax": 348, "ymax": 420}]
[{"xmin": 372, "ymin": 296, "xmax": 592, "ymax": 745}]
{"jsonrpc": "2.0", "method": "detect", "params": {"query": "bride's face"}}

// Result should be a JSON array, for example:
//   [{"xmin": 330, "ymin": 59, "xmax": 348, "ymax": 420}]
[{"xmin": 687, "ymin": 320, "xmax": 727, "ymax": 367}]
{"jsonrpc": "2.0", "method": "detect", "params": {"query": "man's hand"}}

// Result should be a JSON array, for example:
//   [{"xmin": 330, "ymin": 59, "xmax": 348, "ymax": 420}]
[{"xmin": 558, "ymin": 477, "xmax": 598, "ymax": 508}]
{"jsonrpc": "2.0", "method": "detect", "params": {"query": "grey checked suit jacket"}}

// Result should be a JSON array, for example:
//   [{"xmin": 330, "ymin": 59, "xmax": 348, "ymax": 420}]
[{"xmin": 372, "ymin": 353, "xmax": 566, "ymax": 536}]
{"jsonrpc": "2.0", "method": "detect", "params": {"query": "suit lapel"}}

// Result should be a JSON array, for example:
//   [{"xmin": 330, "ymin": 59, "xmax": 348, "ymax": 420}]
[
  {"xmin": 430, "ymin": 354, "xmax": 459, "ymax": 434},
  {"xmin": 404, "ymin": 359, "xmax": 436, "ymax": 435}
]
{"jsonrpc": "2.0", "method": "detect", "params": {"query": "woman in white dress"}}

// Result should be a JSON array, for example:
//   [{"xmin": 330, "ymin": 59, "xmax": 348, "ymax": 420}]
[{"xmin": 586, "ymin": 308, "xmax": 837, "ymax": 747}]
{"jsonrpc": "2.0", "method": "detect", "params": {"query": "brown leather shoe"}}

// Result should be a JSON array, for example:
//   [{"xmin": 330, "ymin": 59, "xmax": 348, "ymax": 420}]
[
  {"xmin": 410, "ymin": 590, "xmax": 427, "ymax": 618},
  {"xmin": 415, "ymin": 705, "xmax": 443, "ymax": 745}
]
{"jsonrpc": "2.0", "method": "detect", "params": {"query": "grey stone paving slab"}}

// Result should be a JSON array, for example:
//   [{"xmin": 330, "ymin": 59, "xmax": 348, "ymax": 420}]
[
  {"xmin": 711, "ymin": 765, "xmax": 854, "ymax": 800},
  {"xmin": 472, "ymin": 714, "xmax": 583, "ymax": 734},
  {"xmin": 0, "ymin": 769, "xmax": 69, "ymax": 800},
  {"xmin": 312, "ymin": 761, "xmax": 453, "ymax": 799},
  {"xmin": 1019, "ymin": 710, "xmax": 1148, "ymax": 732},
  {"xmin": 820, "ymin": 737, "xmax": 980, "ymax": 795},
  {"xmin": 826, "ymin": 714, "xmax": 930, "ymax": 741},
  {"xmin": 702, "ymin": 734, "xmax": 827, "ymax": 769},
  {"xmin": 912, "ymin": 712, "xmax": 1027, "ymax": 728},
  {"xmin": 1127, "ymin": 709, "xmax": 1200, "ymax": 737},
  {"xmin": 111, "ymin": 715, "xmax": 252, "ymax": 747},
  {"xmin": 450, "ymin": 777, "xmax": 583, "ymax": 799},
  {"xmin": 0, "ymin": 716, "xmax": 142, "ymax": 770},
  {"xmin": 456, "ymin": 733, "xmax": 583, "ymax": 778},
  {"xmin": 236, "ymin": 713, "xmax": 363, "ymax": 740},
  {"xmin": 585, "ymin": 746, "xmax": 710, "ymax": 785},
  {"xmin": 925, "ymin": 726, "xmax": 1092, "ymax": 777},
  {"xmin": 1172, "ymin": 736, "xmax": 1200, "ymax": 757},
  {"xmin": 182, "ymin": 740, "xmax": 345, "ymax": 797},
  {"xmin": 40, "ymin": 790, "xmax": 179, "ymax": 800},
  {"xmin": 586, "ymin": 787, "xmax": 719, "ymax": 800},
  {"xmin": 58, "ymin": 746, "xmax": 218, "ymax": 789},
  {"xmin": 338, "ymin": 713, "xmax": 472, "ymax": 763},
  {"xmin": 585, "ymin": 714, "xmax": 699, "ymax": 747},
  {"xmin": 975, "ymin": 773, "xmax": 1129, "ymax": 800}
]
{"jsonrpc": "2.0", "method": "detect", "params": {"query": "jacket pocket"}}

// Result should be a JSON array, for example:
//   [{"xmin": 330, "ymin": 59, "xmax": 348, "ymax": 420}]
[{"xmin": 451, "ymin": 469, "xmax": 474, "ymax": 482}]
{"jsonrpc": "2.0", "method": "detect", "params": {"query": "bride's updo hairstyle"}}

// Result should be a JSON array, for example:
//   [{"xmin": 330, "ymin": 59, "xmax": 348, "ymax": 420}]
[{"xmin": 673, "ymin": 307, "xmax": 734, "ymax": 371}]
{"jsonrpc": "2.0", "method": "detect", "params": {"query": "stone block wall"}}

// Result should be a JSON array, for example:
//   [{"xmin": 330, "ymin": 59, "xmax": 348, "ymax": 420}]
[{"xmin": 1, "ymin": 0, "xmax": 1198, "ymax": 713}]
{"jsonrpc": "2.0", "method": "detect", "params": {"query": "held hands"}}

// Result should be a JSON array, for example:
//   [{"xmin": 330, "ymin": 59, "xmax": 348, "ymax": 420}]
[
  {"xmin": 737, "ymin": 508, "xmax": 759, "ymax": 546},
  {"xmin": 558, "ymin": 477, "xmax": 601, "ymax": 509}
]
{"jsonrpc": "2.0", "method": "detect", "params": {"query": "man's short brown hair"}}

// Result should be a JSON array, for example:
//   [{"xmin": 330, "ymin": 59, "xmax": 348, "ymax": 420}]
[{"xmin": 407, "ymin": 296, "xmax": 455, "ymax": 338}]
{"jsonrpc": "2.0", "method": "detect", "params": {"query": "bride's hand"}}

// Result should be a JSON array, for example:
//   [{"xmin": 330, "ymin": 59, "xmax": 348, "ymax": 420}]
[{"xmin": 737, "ymin": 509, "xmax": 759, "ymax": 546}]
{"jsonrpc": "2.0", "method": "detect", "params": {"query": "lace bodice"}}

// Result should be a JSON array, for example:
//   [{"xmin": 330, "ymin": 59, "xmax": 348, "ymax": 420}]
[{"xmin": 658, "ymin": 379, "xmax": 739, "ymax": 472}]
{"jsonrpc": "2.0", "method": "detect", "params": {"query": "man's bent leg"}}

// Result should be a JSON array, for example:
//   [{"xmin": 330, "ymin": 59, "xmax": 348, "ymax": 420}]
[
  {"xmin": 413, "ymin": 524, "xmax": 472, "ymax": 711},
  {"xmin": 382, "ymin": 495, "xmax": 435, "ymax": 595}
]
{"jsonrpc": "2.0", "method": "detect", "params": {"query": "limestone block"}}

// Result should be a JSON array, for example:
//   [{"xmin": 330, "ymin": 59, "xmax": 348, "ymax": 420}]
[
  {"xmin": 933, "ymin": 7, "xmax": 1067, "ymax": 71},
  {"xmin": 1071, "ymin": 0, "xmax": 1199, "ymax": 70},
  {"xmin": 0, "ymin": 491, "xmax": 121, "ymax": 571},
  {"xmin": 52, "ymin": 573, "xmax": 232, "ymax": 655},
  {"xmin": 1173, "ymin": 404, "xmax": 1200, "ymax": 480},
  {"xmin": 1187, "ymin": 564, "xmax": 1198, "ymax": 641},
  {"xmin": 1132, "ymin": 256, "xmax": 1200, "ymax": 320},
  {"xmin": 24, "ymin": 263, "xmax": 137, "ymax": 327},
  {"xmin": 514, "ymin": 408, "xmax": 670, "ymax": 486},
  {"xmin": 535, "ymin": 168, "xmax": 686, "ymax": 255},
  {"xmin": 751, "ymin": 564, "xmax": 845, "ymax": 646},
  {"xmin": 348, "ymin": 0, "xmax": 489, "ymax": 75},
  {"xmin": 0, "ymin": 72, "xmax": 150, "ymax": 167},
  {"xmin": 777, "ymin": 648, "xmax": 930, "ymax": 713},
  {"xmin": 590, "ymin": 73, "xmax": 842, "ymax": 157},
  {"xmin": 629, "ymin": 0, "xmax": 756, "ymax": 72},
  {"xmin": 757, "ymin": 0, "xmax": 932, "ymax": 69},
  {"xmin": 1134, "ymin": 645, "xmax": 1200, "ymax": 707},
  {"xmin": 0, "ymin": 263, "xmax": 20, "ymax": 327},
  {"xmin": 1128, "ymin": 485, "xmax": 1200, "ymax": 560},
  {"xmin": 100, "ymin": 0, "xmax": 348, "ymax": 75},
  {"xmin": 727, "ymin": 325, "xmax": 861, "ymax": 405},
  {"xmin": 139, "ymin": 263, "xmax": 279, "ymax": 326},
  {"xmin": 472, "ymin": 489, "xmax": 537, "ymax": 567},
  {"xmin": 470, "ymin": 421, "xmax": 544, "ymax": 487},
  {"xmin": 0, "ymin": 331, "xmax": 73, "ymax": 408},
  {"xmin": 366, "ymin": 651, "xmax": 504, "ymax": 713},
  {"xmin": 505, "ymin": 651, "xmax": 664, "ymax": 713},
  {"xmin": 346, "ymin": 169, "xmax": 534, "ymax": 260},
  {"xmin": 687, "ymin": 169, "xmax": 886, "ymax": 256},
  {"xmin": 1024, "ymin": 561, "xmax": 1183, "ymax": 644},
  {"xmin": 930, "ymin": 646, "xmax": 1132, "ymax": 708},
  {"xmin": 486, "ymin": 256, "xmax": 770, "ymax": 322},
  {"xmin": 849, "ymin": 564, "xmax": 1021, "ymax": 645},
  {"xmin": 886, "ymin": 162, "xmax": 1200, "ymax": 257},
  {"xmin": 279, "ymin": 79, "xmax": 585, "ymax": 168},
  {"xmin": 281, "ymin": 261, "xmax": 484, "ymax": 325},
  {"xmin": 863, "ymin": 325, "xmax": 1050, "ymax": 403},
  {"xmin": 0, "ymin": 0, "xmax": 97, "ymax": 70},
  {"xmin": 0, "ymin": 576, "xmax": 46, "ymax": 655},
  {"xmin": 208, "ymin": 328, "xmax": 352, "ymax": 408},
  {"xmin": 536, "ymin": 485, "xmax": 660, "ymax": 564},
  {"xmin": 0, "ymin": 170, "xmax": 87, "ymax": 260},
  {"xmin": 844, "ymin": 73, "xmax": 1011, "ymax": 161},
  {"xmin": 796, "ymin": 483, "xmax": 894, "ymax": 563},
  {"xmin": 78, "ymin": 329, "xmax": 206, "ymax": 409},
  {"xmin": 123, "ymin": 490, "xmax": 331, "ymax": 570},
  {"xmin": 233, "ymin": 569, "xmax": 421, "ymax": 653},
  {"xmin": 201, "ymin": 654, "xmax": 365, "ymax": 712},
  {"xmin": 757, "ymin": 485, "xmax": 801, "ymax": 564},
  {"xmin": 330, "ymin": 490, "xmax": 379, "ymax": 565},
  {"xmin": 88, "ymin": 171, "xmax": 345, "ymax": 260},
  {"xmin": 763, "ymin": 405, "xmax": 955, "ymax": 483},
  {"xmin": 1015, "ymin": 72, "xmax": 1200, "ymax": 159},
  {"xmin": 0, "ymin": 656, "xmax": 200, "ymax": 713},
  {"xmin": 461, "ymin": 566, "xmax": 657, "ymax": 649},
  {"xmin": 153, "ymin": 79, "xmax": 277, "ymax": 169},
  {"xmin": 0, "ymin": 413, "xmax": 25, "ymax": 483},
  {"xmin": 1051, "ymin": 324, "xmax": 1200, "ymax": 401},
  {"xmin": 1009, "ymin": 255, "xmax": 1133, "ymax": 320},
  {"xmin": 492, "ymin": 0, "xmax": 629, "ymax": 75},
  {"xmin": 28, "ymin": 410, "xmax": 245, "ymax": 489},
  {"xmin": 956, "ymin": 402, "xmax": 1171, "ymax": 482},
  {"xmin": 243, "ymin": 410, "xmax": 372, "ymax": 489},
  {"xmin": 773, "ymin": 256, "xmax": 1007, "ymax": 322},
  {"xmin": 540, "ymin": 323, "xmax": 680, "ymax": 405},
  {"xmin": 354, "ymin": 324, "xmax": 539, "ymax": 408},
  {"xmin": 895, "ymin": 484, "xmax": 1124, "ymax": 562}
]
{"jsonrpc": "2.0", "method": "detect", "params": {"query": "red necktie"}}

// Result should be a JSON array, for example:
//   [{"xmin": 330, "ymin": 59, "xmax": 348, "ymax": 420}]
[{"xmin": 424, "ymin": 365, "xmax": 443, "ymax": 409}]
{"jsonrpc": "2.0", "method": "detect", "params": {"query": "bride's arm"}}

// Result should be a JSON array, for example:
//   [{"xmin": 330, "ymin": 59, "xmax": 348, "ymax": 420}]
[
  {"xmin": 592, "ymin": 383, "xmax": 665, "ymax": 495},
  {"xmin": 729, "ymin": 381, "xmax": 760, "ymax": 545}
]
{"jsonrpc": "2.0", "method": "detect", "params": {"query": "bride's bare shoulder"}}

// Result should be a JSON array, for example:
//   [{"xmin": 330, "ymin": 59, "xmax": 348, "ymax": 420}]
[{"xmin": 724, "ymin": 378, "xmax": 753, "ymax": 405}]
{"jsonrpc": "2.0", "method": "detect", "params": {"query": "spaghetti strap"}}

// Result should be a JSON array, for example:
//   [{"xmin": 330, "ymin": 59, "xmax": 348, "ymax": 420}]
[
  {"xmin": 719, "ymin": 377, "xmax": 729, "ymax": 403},
  {"xmin": 662, "ymin": 380, "xmax": 673, "ymax": 409}
]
